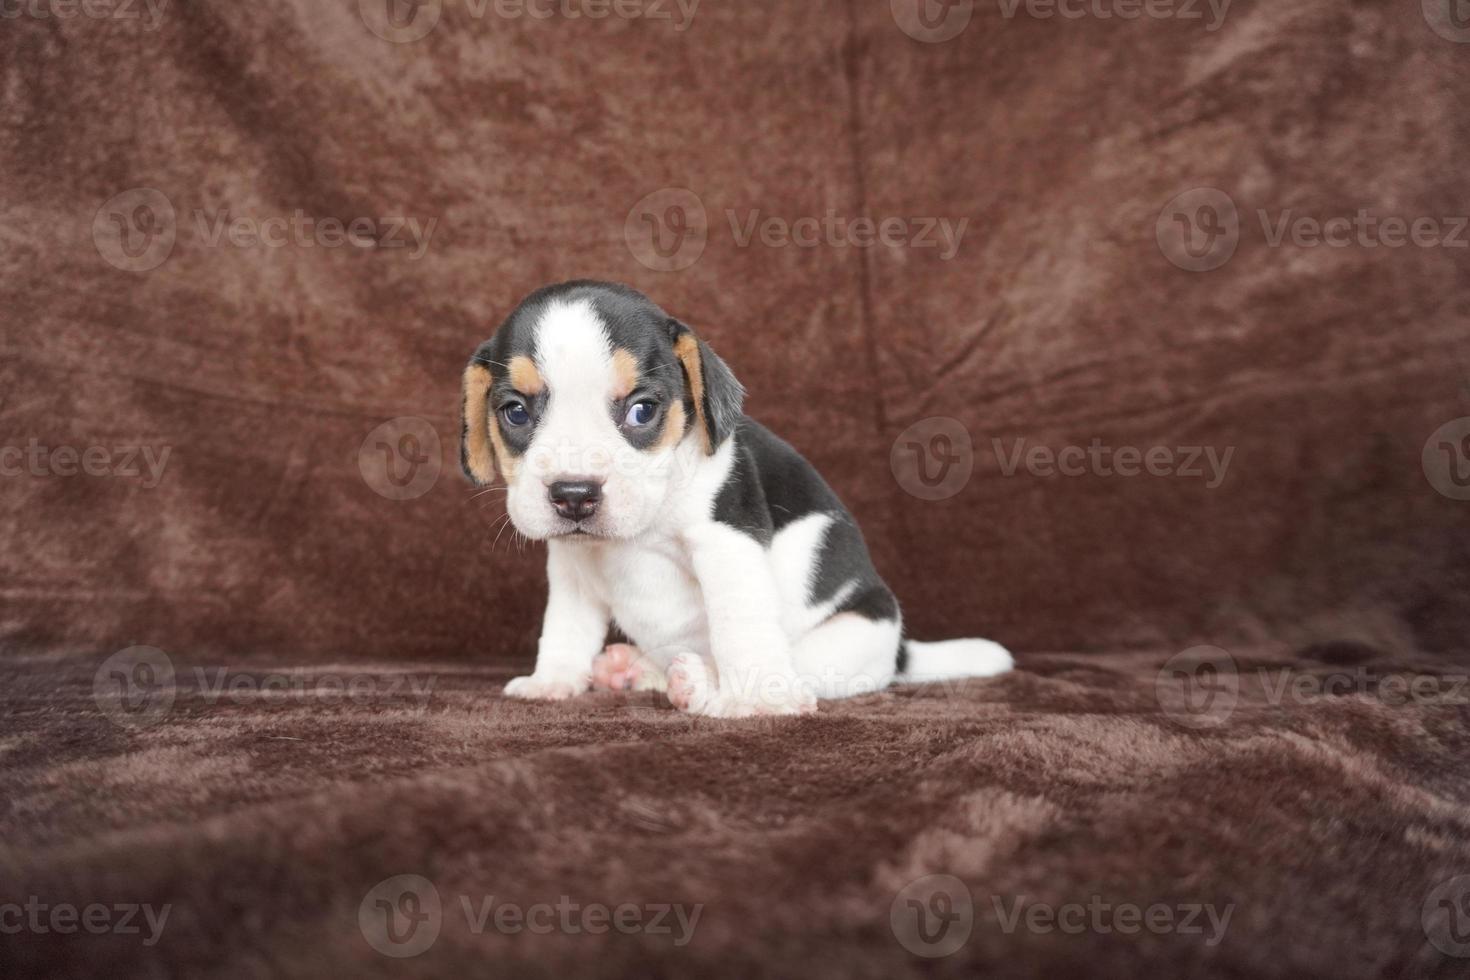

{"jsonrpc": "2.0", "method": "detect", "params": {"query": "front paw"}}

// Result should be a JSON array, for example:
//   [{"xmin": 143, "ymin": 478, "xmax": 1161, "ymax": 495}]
[{"xmin": 504, "ymin": 672, "xmax": 590, "ymax": 701}]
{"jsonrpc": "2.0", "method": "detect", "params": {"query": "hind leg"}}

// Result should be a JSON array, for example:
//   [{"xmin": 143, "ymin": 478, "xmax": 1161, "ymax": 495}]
[{"xmin": 790, "ymin": 613, "xmax": 902, "ymax": 700}]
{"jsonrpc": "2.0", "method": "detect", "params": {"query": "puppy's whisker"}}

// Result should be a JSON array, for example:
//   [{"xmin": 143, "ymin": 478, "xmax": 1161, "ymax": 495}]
[{"xmin": 491, "ymin": 515, "xmax": 515, "ymax": 551}]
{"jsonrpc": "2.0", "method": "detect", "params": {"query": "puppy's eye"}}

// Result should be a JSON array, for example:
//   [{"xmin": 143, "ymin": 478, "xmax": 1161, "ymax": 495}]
[
  {"xmin": 501, "ymin": 403, "xmax": 531, "ymax": 427},
  {"xmin": 624, "ymin": 400, "xmax": 657, "ymax": 428}
]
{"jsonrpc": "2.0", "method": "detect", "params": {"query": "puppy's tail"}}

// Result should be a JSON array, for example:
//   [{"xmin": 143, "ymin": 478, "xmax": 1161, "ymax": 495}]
[{"xmin": 897, "ymin": 637, "xmax": 1014, "ymax": 683}]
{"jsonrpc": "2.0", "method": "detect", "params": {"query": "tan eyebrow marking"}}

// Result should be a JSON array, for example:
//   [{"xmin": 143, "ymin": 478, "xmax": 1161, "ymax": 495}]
[
  {"xmin": 610, "ymin": 348, "xmax": 639, "ymax": 400},
  {"xmin": 508, "ymin": 355, "xmax": 543, "ymax": 395},
  {"xmin": 654, "ymin": 401, "xmax": 688, "ymax": 450}
]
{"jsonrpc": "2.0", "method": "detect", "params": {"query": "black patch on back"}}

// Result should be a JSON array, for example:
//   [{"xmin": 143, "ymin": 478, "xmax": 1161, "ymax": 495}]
[{"xmin": 714, "ymin": 419, "xmax": 900, "ymax": 627}]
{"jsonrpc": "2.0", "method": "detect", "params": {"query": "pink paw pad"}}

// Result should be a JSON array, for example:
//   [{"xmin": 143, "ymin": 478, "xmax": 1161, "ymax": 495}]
[
  {"xmin": 591, "ymin": 643, "xmax": 643, "ymax": 692},
  {"xmin": 666, "ymin": 653, "xmax": 712, "ymax": 713}
]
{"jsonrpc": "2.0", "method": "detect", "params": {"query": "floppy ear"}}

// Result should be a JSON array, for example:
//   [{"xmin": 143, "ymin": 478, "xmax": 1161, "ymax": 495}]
[
  {"xmin": 460, "ymin": 356, "xmax": 498, "ymax": 486},
  {"xmin": 669, "ymin": 319, "xmax": 745, "ymax": 453}
]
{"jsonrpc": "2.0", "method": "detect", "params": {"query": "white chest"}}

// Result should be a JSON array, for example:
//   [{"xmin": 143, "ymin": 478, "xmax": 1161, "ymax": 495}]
[{"xmin": 575, "ymin": 537, "xmax": 710, "ymax": 665}]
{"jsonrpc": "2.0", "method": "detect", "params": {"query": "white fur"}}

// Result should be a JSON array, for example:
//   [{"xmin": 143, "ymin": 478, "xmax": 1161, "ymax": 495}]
[
  {"xmin": 900, "ymin": 638, "xmax": 1014, "ymax": 683},
  {"xmin": 791, "ymin": 612, "xmax": 902, "ymax": 698}
]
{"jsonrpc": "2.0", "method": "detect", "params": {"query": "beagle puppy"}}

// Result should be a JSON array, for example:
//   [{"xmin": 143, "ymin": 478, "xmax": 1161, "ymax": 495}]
[{"xmin": 461, "ymin": 281, "xmax": 1012, "ymax": 717}]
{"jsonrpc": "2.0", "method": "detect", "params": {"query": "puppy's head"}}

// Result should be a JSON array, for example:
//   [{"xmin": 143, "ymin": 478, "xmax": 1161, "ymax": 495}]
[{"xmin": 461, "ymin": 281, "xmax": 743, "ymax": 541}]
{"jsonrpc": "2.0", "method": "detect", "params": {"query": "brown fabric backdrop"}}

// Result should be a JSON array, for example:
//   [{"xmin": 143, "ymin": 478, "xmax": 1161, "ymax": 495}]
[{"xmin": 2, "ymin": 0, "xmax": 1468, "ymax": 665}]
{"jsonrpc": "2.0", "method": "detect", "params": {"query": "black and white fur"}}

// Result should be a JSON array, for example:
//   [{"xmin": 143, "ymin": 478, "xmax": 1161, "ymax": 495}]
[{"xmin": 461, "ymin": 281, "xmax": 1011, "ymax": 718}]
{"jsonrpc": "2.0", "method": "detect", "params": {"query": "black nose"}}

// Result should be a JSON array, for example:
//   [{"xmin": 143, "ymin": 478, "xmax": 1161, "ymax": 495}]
[{"xmin": 548, "ymin": 480, "xmax": 602, "ymax": 521}]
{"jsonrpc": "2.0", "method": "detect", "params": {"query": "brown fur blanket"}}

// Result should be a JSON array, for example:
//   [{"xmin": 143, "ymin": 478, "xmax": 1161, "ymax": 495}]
[{"xmin": 3, "ymin": 643, "xmax": 1469, "ymax": 978}]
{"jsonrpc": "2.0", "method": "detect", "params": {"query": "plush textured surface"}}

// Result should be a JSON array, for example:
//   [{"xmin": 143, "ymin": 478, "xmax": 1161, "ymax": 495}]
[
  {"xmin": 2, "ymin": 0, "xmax": 1467, "ymax": 660},
  {"xmin": 3, "ymin": 645, "xmax": 1469, "ymax": 978}
]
